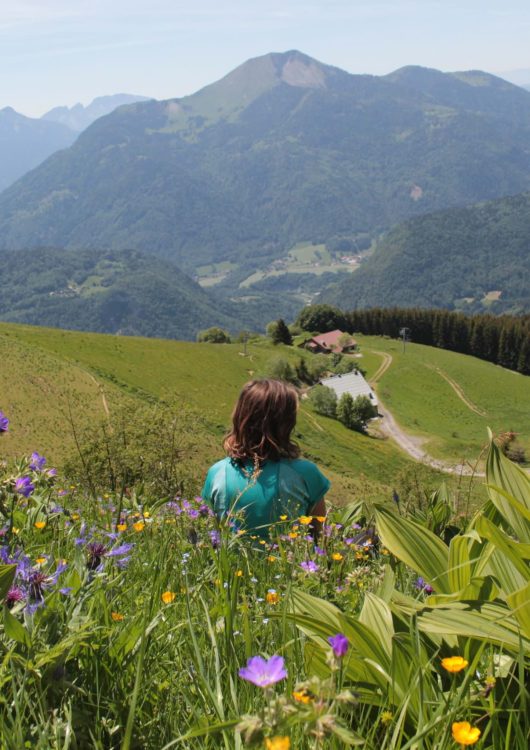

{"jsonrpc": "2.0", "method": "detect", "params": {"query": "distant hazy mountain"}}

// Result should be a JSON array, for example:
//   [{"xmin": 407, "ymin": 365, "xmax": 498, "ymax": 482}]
[
  {"xmin": 42, "ymin": 94, "xmax": 150, "ymax": 132},
  {"xmin": 2, "ymin": 51, "xmax": 530, "ymax": 283},
  {"xmin": 323, "ymin": 191, "xmax": 530, "ymax": 314},
  {"xmin": 0, "ymin": 247, "xmax": 245, "ymax": 340},
  {"xmin": 0, "ymin": 107, "xmax": 76, "ymax": 192}
]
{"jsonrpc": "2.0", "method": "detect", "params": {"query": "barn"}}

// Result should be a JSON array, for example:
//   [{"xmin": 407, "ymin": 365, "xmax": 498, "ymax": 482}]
[{"xmin": 320, "ymin": 371, "xmax": 378, "ymax": 408}]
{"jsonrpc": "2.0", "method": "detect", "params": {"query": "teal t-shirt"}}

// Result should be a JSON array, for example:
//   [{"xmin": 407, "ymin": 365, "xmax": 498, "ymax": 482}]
[{"xmin": 201, "ymin": 457, "xmax": 330, "ymax": 537}]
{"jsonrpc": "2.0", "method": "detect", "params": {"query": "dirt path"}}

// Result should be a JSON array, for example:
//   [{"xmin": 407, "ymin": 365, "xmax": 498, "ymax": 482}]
[
  {"xmin": 368, "ymin": 351, "xmax": 482, "ymax": 476},
  {"xmin": 428, "ymin": 366, "xmax": 487, "ymax": 416},
  {"xmin": 370, "ymin": 351, "xmax": 393, "ymax": 383},
  {"xmin": 88, "ymin": 374, "xmax": 110, "ymax": 418}
]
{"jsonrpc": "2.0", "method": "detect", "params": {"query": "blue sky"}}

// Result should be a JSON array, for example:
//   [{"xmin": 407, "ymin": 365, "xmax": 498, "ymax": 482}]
[{"xmin": 2, "ymin": 0, "xmax": 530, "ymax": 116}]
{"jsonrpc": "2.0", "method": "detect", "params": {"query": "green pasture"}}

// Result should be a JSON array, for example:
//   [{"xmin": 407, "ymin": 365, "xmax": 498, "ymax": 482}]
[
  {"xmin": 358, "ymin": 334, "xmax": 530, "ymax": 462},
  {"xmin": 0, "ymin": 324, "xmax": 416, "ymax": 503}
]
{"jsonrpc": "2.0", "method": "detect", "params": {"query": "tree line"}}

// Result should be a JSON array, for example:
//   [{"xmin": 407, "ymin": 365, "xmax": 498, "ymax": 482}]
[{"xmin": 296, "ymin": 305, "xmax": 530, "ymax": 375}]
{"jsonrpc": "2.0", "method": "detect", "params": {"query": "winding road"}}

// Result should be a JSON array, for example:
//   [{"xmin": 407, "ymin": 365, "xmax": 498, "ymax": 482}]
[{"xmin": 368, "ymin": 353, "xmax": 482, "ymax": 476}]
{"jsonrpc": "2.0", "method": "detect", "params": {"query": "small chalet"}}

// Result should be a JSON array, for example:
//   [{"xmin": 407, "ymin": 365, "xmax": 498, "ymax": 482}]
[
  {"xmin": 301, "ymin": 329, "xmax": 357, "ymax": 355},
  {"xmin": 320, "ymin": 371, "xmax": 378, "ymax": 408}
]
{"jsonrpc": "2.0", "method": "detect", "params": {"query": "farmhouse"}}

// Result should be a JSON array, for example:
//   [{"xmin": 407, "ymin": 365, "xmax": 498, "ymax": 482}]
[
  {"xmin": 301, "ymin": 329, "xmax": 357, "ymax": 354},
  {"xmin": 320, "ymin": 370, "xmax": 378, "ymax": 408}
]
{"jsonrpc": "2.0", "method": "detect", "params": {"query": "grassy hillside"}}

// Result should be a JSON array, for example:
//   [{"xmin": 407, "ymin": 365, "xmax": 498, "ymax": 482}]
[
  {"xmin": 358, "ymin": 335, "xmax": 530, "ymax": 461},
  {"xmin": 0, "ymin": 323, "xmax": 416, "ymax": 504}
]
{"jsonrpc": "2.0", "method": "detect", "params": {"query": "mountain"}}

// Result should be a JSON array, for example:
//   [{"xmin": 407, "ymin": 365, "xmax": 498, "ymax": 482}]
[
  {"xmin": 42, "ymin": 93, "xmax": 150, "ymax": 132},
  {"xmin": 0, "ymin": 247, "xmax": 246, "ymax": 340},
  {"xmin": 0, "ymin": 107, "xmax": 76, "ymax": 192},
  {"xmin": 2, "ymin": 51, "xmax": 530, "ymax": 286},
  {"xmin": 322, "ymin": 191, "xmax": 530, "ymax": 314}
]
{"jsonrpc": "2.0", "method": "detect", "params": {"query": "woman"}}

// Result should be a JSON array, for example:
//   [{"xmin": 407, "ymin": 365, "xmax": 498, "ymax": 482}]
[{"xmin": 201, "ymin": 378, "xmax": 330, "ymax": 537}]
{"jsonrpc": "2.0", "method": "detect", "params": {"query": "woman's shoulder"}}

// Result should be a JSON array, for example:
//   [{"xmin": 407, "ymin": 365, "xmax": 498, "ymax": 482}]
[
  {"xmin": 283, "ymin": 457, "xmax": 330, "ymax": 492},
  {"xmin": 206, "ymin": 457, "xmax": 231, "ymax": 475}
]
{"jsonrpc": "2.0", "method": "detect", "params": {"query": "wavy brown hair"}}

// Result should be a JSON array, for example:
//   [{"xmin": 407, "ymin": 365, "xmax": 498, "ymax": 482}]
[{"xmin": 224, "ymin": 379, "xmax": 300, "ymax": 463}]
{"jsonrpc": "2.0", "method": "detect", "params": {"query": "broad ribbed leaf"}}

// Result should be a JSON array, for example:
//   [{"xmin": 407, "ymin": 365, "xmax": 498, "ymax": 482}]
[
  {"xmin": 485, "ymin": 431, "xmax": 530, "ymax": 542},
  {"xmin": 417, "ymin": 601, "xmax": 529, "ymax": 655},
  {"xmin": 448, "ymin": 536, "xmax": 471, "ymax": 592},
  {"xmin": 475, "ymin": 516, "xmax": 529, "ymax": 591},
  {"xmin": 374, "ymin": 505, "xmax": 451, "ymax": 593},
  {"xmin": 506, "ymin": 582, "xmax": 530, "ymax": 639},
  {"xmin": 359, "ymin": 593, "xmax": 394, "ymax": 657}
]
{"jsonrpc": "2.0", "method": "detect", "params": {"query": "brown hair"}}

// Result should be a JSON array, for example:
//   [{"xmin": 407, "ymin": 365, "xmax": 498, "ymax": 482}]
[{"xmin": 224, "ymin": 379, "xmax": 300, "ymax": 463}]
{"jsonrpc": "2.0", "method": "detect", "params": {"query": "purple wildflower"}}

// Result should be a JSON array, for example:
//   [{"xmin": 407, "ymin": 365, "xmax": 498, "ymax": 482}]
[
  {"xmin": 300, "ymin": 560, "xmax": 319, "ymax": 573},
  {"xmin": 415, "ymin": 577, "xmax": 434, "ymax": 594},
  {"xmin": 328, "ymin": 633, "xmax": 349, "ymax": 658},
  {"xmin": 86, "ymin": 542, "xmax": 108, "ymax": 570},
  {"xmin": 314, "ymin": 546, "xmax": 326, "ymax": 556},
  {"xmin": 29, "ymin": 452, "xmax": 46, "ymax": 471},
  {"xmin": 15, "ymin": 476, "xmax": 34, "ymax": 498},
  {"xmin": 47, "ymin": 468, "xmax": 57, "ymax": 477},
  {"xmin": 5, "ymin": 587, "xmax": 24, "ymax": 608},
  {"xmin": 0, "ymin": 411, "xmax": 9, "ymax": 432},
  {"xmin": 209, "ymin": 530, "xmax": 221, "ymax": 549},
  {"xmin": 106, "ymin": 543, "xmax": 134, "ymax": 557},
  {"xmin": 59, "ymin": 587, "xmax": 73, "ymax": 596},
  {"xmin": 239, "ymin": 655, "xmax": 287, "ymax": 687}
]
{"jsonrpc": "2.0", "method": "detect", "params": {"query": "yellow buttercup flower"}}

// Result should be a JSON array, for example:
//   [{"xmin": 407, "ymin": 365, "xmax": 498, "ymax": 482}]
[
  {"xmin": 314, "ymin": 515, "xmax": 326, "ymax": 522},
  {"xmin": 292, "ymin": 688, "xmax": 314, "ymax": 704},
  {"xmin": 71, "ymin": 513, "xmax": 80, "ymax": 521},
  {"xmin": 266, "ymin": 591, "xmax": 280, "ymax": 605},
  {"xmin": 35, "ymin": 557, "xmax": 47, "ymax": 565},
  {"xmin": 299, "ymin": 515, "xmax": 313, "ymax": 525},
  {"xmin": 161, "ymin": 591, "xmax": 176, "ymax": 604},
  {"xmin": 265, "ymin": 737, "xmax": 290, "ymax": 750},
  {"xmin": 117, "ymin": 523, "xmax": 127, "ymax": 532},
  {"xmin": 235, "ymin": 570, "xmax": 243, "ymax": 577},
  {"xmin": 12, "ymin": 527, "xmax": 20, "ymax": 535},
  {"xmin": 133, "ymin": 521, "xmax": 145, "ymax": 532},
  {"xmin": 34, "ymin": 521, "xmax": 46, "ymax": 530},
  {"xmin": 380, "ymin": 710, "xmax": 393, "ymax": 725},
  {"xmin": 452, "ymin": 721, "xmax": 481, "ymax": 745},
  {"xmin": 288, "ymin": 532, "xmax": 298, "ymax": 539},
  {"xmin": 111, "ymin": 612, "xmax": 125, "ymax": 622},
  {"xmin": 331, "ymin": 552, "xmax": 343, "ymax": 562},
  {"xmin": 442, "ymin": 656, "xmax": 468, "ymax": 673},
  {"xmin": 143, "ymin": 511, "xmax": 150, "ymax": 518},
  {"xmin": 267, "ymin": 555, "xmax": 277, "ymax": 563},
  {"xmin": 279, "ymin": 515, "xmax": 288, "ymax": 521}
]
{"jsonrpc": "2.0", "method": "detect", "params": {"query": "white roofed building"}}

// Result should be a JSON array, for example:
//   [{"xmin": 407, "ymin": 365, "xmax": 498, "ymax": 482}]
[{"xmin": 320, "ymin": 371, "xmax": 378, "ymax": 408}]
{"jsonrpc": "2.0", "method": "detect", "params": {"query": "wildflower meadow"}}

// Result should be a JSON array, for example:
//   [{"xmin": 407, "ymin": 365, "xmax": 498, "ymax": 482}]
[{"xmin": 0, "ymin": 410, "xmax": 529, "ymax": 749}]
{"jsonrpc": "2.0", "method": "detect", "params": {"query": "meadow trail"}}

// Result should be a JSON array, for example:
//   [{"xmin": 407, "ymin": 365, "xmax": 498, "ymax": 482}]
[
  {"xmin": 428, "ymin": 366, "xmax": 487, "ymax": 416},
  {"xmin": 369, "ymin": 351, "xmax": 482, "ymax": 476},
  {"xmin": 369, "ymin": 351, "xmax": 393, "ymax": 383}
]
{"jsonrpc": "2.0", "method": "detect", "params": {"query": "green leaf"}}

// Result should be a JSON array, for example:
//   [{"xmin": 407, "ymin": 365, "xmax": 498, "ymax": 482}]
[
  {"xmin": 0, "ymin": 564, "xmax": 16, "ymax": 600},
  {"xmin": 373, "ymin": 505, "xmax": 451, "ymax": 593},
  {"xmin": 3, "ymin": 606, "xmax": 31, "ymax": 647},
  {"xmin": 474, "ymin": 515, "xmax": 529, "ymax": 591},
  {"xmin": 506, "ymin": 582, "xmax": 530, "ymax": 639},
  {"xmin": 485, "ymin": 432, "xmax": 530, "ymax": 542},
  {"xmin": 448, "ymin": 535, "xmax": 471, "ymax": 592},
  {"xmin": 416, "ymin": 600, "xmax": 530, "ymax": 655},
  {"xmin": 359, "ymin": 593, "xmax": 394, "ymax": 657}
]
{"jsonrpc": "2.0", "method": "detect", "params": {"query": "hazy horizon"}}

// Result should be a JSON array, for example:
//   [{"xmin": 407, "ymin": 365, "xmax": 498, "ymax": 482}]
[{"xmin": 2, "ymin": 0, "xmax": 530, "ymax": 117}]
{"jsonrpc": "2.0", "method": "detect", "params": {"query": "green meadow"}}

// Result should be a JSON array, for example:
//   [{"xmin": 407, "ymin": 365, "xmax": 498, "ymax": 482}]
[{"xmin": 357, "ymin": 335, "xmax": 530, "ymax": 462}]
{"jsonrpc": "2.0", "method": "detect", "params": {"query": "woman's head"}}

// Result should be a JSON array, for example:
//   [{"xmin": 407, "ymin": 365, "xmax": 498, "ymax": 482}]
[{"xmin": 224, "ymin": 379, "xmax": 300, "ymax": 463}]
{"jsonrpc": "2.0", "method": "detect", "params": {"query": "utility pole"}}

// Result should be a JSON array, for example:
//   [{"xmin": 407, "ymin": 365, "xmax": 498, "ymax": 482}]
[{"xmin": 399, "ymin": 327, "xmax": 411, "ymax": 353}]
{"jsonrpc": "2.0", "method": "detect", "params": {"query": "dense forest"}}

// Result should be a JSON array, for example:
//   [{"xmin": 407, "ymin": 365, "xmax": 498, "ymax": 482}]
[
  {"xmin": 323, "ymin": 191, "xmax": 530, "ymax": 314},
  {"xmin": 297, "ymin": 305, "xmax": 530, "ymax": 375}
]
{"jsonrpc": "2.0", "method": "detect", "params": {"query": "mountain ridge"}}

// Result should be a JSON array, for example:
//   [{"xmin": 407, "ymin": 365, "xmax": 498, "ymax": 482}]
[{"xmin": 2, "ymin": 51, "xmax": 530, "ymax": 309}]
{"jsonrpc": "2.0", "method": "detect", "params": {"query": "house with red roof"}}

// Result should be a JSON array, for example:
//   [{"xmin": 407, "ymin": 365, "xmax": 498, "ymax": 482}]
[{"xmin": 300, "ymin": 329, "xmax": 357, "ymax": 354}]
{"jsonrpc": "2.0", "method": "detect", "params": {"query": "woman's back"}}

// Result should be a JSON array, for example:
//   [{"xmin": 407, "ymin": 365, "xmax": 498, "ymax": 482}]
[{"xmin": 202, "ymin": 456, "xmax": 330, "ymax": 536}]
